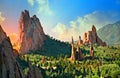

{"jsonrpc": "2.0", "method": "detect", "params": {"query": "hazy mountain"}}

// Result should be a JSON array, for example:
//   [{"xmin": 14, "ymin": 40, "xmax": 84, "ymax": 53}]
[{"xmin": 97, "ymin": 21, "xmax": 120, "ymax": 45}]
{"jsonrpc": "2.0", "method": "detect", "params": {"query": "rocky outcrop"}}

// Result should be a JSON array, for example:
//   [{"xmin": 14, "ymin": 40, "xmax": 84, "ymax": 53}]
[
  {"xmin": 0, "ymin": 25, "xmax": 7, "ymax": 43},
  {"xmin": 83, "ymin": 25, "xmax": 106, "ymax": 46},
  {"xmin": 0, "ymin": 25, "xmax": 43, "ymax": 78},
  {"xmin": 0, "ymin": 37, "xmax": 25, "ymax": 78},
  {"xmin": 19, "ymin": 10, "xmax": 46, "ymax": 54},
  {"xmin": 83, "ymin": 32, "xmax": 89, "ymax": 44},
  {"xmin": 78, "ymin": 36, "xmax": 83, "ymax": 46},
  {"xmin": 27, "ymin": 60, "xmax": 43, "ymax": 78},
  {"xmin": 90, "ymin": 44, "xmax": 94, "ymax": 58},
  {"xmin": 71, "ymin": 37, "xmax": 83, "ymax": 61}
]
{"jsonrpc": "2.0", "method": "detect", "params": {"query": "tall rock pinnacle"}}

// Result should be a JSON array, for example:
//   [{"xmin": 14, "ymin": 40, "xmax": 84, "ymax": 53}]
[{"xmin": 18, "ymin": 10, "xmax": 46, "ymax": 54}]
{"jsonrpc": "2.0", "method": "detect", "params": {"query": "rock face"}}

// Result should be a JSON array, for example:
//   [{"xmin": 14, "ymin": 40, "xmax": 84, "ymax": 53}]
[
  {"xmin": 90, "ymin": 44, "xmax": 94, "ymax": 58},
  {"xmin": 71, "ymin": 37, "xmax": 83, "ymax": 61},
  {"xmin": 0, "ymin": 26, "xmax": 43, "ymax": 78},
  {"xmin": 27, "ymin": 60, "xmax": 43, "ymax": 78},
  {"xmin": 0, "ymin": 25, "xmax": 7, "ymax": 43},
  {"xmin": 19, "ymin": 10, "xmax": 46, "ymax": 54},
  {"xmin": 0, "ymin": 26, "xmax": 25, "ymax": 78},
  {"xmin": 78, "ymin": 36, "xmax": 83, "ymax": 46},
  {"xmin": 83, "ymin": 25, "xmax": 106, "ymax": 46}
]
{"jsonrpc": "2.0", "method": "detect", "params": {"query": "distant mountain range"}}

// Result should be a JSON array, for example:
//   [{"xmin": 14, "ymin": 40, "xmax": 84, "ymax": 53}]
[{"xmin": 97, "ymin": 21, "xmax": 120, "ymax": 45}]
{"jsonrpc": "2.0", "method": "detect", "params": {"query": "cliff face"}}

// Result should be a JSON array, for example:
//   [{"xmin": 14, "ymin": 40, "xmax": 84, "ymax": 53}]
[
  {"xmin": 0, "ymin": 26, "xmax": 25, "ymax": 78},
  {"xmin": 19, "ymin": 10, "xmax": 46, "ymax": 54},
  {"xmin": 0, "ymin": 25, "xmax": 7, "ymax": 43},
  {"xmin": 27, "ymin": 60, "xmax": 43, "ymax": 78},
  {"xmin": 83, "ymin": 25, "xmax": 106, "ymax": 46},
  {"xmin": 0, "ymin": 25, "xmax": 43, "ymax": 78}
]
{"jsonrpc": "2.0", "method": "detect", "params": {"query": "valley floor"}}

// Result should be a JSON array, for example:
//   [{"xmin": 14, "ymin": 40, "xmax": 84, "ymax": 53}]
[{"xmin": 18, "ymin": 45, "xmax": 120, "ymax": 78}]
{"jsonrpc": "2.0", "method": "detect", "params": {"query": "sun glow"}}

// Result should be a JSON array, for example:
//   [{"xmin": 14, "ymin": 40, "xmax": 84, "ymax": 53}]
[{"xmin": 9, "ymin": 33, "xmax": 20, "ymax": 52}]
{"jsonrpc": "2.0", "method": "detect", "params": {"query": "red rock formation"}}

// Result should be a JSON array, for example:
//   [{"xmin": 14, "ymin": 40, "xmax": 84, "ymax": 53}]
[
  {"xmin": 83, "ymin": 32, "xmax": 90, "ymax": 45},
  {"xmin": 0, "ymin": 37, "xmax": 25, "ymax": 78},
  {"xmin": 78, "ymin": 36, "xmax": 83, "ymax": 46},
  {"xmin": 18, "ymin": 10, "xmax": 46, "ymax": 54},
  {"xmin": 83, "ymin": 25, "xmax": 106, "ymax": 46},
  {"xmin": 92, "ymin": 25, "xmax": 97, "ymax": 33},
  {"xmin": 76, "ymin": 43, "xmax": 83, "ymax": 60},
  {"xmin": 71, "ymin": 36, "xmax": 75, "ymax": 61},
  {"xmin": 0, "ymin": 25, "xmax": 43, "ymax": 78},
  {"xmin": 90, "ymin": 44, "xmax": 94, "ymax": 58},
  {"xmin": 71, "ymin": 37, "xmax": 83, "ymax": 61},
  {"xmin": 42, "ymin": 56, "xmax": 45, "ymax": 64}
]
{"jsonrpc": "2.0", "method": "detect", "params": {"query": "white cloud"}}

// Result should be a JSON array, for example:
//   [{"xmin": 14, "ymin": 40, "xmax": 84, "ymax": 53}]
[
  {"xmin": 52, "ymin": 11, "xmax": 120, "ymax": 41},
  {"xmin": 0, "ymin": 12, "xmax": 5, "ymax": 24},
  {"xmin": 28, "ymin": 0, "xmax": 34, "ymax": 6},
  {"xmin": 27, "ymin": 0, "xmax": 53, "ymax": 15}
]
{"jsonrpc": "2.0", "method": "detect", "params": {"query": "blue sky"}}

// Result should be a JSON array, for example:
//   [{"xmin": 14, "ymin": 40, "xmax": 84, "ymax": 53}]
[{"xmin": 0, "ymin": 0, "xmax": 120, "ymax": 41}]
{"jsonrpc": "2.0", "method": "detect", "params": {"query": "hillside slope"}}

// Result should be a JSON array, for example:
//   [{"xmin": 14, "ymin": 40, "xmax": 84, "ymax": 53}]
[
  {"xmin": 28, "ymin": 35, "xmax": 71, "ymax": 57},
  {"xmin": 98, "ymin": 21, "xmax": 120, "ymax": 45}
]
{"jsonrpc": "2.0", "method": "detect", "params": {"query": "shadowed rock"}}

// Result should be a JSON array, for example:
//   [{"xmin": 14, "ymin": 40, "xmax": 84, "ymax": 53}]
[
  {"xmin": 27, "ymin": 60, "xmax": 43, "ymax": 78},
  {"xmin": 0, "ymin": 25, "xmax": 7, "ymax": 43}
]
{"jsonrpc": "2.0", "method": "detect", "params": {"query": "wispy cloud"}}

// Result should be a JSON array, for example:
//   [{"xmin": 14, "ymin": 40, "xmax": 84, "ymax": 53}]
[
  {"xmin": 0, "ymin": 12, "xmax": 5, "ymax": 24},
  {"xmin": 27, "ymin": 0, "xmax": 53, "ymax": 15},
  {"xmin": 52, "ymin": 11, "xmax": 120, "ymax": 41},
  {"xmin": 28, "ymin": 0, "xmax": 34, "ymax": 6}
]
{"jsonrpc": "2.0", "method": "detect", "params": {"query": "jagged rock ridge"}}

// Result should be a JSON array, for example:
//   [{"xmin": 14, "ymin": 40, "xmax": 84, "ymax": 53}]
[
  {"xmin": 19, "ymin": 10, "xmax": 46, "ymax": 54},
  {"xmin": 83, "ymin": 25, "xmax": 106, "ymax": 46}
]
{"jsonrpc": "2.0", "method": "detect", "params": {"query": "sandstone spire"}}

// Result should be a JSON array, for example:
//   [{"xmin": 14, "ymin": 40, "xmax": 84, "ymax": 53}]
[
  {"xmin": 83, "ymin": 32, "xmax": 88, "ymax": 44},
  {"xmin": 71, "ymin": 36, "xmax": 83, "ymax": 61},
  {"xmin": 92, "ymin": 25, "xmax": 96, "ymax": 33},
  {"xmin": 71, "ymin": 36, "xmax": 74, "ymax": 44},
  {"xmin": 76, "ymin": 43, "xmax": 83, "ymax": 60},
  {"xmin": 83, "ymin": 25, "xmax": 106, "ymax": 46},
  {"xmin": 90, "ymin": 44, "xmax": 94, "ymax": 58},
  {"xmin": 71, "ymin": 36, "xmax": 75, "ymax": 61},
  {"xmin": 18, "ymin": 10, "xmax": 46, "ymax": 54},
  {"xmin": 78, "ymin": 36, "xmax": 83, "ymax": 46}
]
